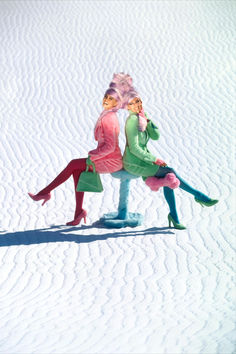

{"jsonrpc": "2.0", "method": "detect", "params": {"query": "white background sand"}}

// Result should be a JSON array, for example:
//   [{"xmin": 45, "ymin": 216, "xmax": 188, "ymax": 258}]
[{"xmin": 0, "ymin": 1, "xmax": 235, "ymax": 353}]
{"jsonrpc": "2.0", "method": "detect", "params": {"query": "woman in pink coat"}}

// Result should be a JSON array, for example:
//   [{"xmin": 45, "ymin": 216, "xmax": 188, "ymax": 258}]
[{"xmin": 28, "ymin": 73, "xmax": 132, "ymax": 226}]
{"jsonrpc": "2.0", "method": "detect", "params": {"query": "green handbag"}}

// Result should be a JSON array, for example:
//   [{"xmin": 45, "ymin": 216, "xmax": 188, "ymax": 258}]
[{"xmin": 76, "ymin": 159, "xmax": 103, "ymax": 193}]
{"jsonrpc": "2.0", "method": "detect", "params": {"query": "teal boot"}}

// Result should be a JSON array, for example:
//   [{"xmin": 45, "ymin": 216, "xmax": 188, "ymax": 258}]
[
  {"xmin": 168, "ymin": 214, "xmax": 186, "ymax": 230},
  {"xmin": 195, "ymin": 198, "xmax": 219, "ymax": 207}
]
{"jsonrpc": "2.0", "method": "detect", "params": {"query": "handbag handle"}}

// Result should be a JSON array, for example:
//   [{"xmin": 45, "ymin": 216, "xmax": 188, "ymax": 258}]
[{"xmin": 86, "ymin": 156, "xmax": 96, "ymax": 173}]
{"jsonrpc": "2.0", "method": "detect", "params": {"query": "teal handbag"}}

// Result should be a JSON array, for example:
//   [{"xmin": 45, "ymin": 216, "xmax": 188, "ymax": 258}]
[{"xmin": 76, "ymin": 159, "xmax": 103, "ymax": 193}]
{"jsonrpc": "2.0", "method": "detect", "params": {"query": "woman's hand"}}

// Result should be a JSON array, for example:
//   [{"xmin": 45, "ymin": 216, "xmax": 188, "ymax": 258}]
[
  {"xmin": 86, "ymin": 156, "xmax": 94, "ymax": 165},
  {"xmin": 154, "ymin": 158, "xmax": 167, "ymax": 167}
]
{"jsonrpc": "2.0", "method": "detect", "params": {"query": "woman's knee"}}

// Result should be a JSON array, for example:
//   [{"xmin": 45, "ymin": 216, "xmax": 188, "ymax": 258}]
[
  {"xmin": 167, "ymin": 166, "xmax": 176, "ymax": 174},
  {"xmin": 67, "ymin": 159, "xmax": 85, "ymax": 171},
  {"xmin": 156, "ymin": 166, "xmax": 176, "ymax": 178}
]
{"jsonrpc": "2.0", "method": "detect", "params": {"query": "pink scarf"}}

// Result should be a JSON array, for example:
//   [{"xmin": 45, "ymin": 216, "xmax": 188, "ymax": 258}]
[{"xmin": 138, "ymin": 108, "xmax": 148, "ymax": 131}]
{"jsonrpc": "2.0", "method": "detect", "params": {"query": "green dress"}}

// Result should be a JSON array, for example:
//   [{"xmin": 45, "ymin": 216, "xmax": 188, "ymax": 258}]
[{"xmin": 123, "ymin": 111, "xmax": 160, "ymax": 177}]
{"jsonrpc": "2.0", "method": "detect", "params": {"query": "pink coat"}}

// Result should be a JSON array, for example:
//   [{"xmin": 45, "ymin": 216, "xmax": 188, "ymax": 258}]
[{"xmin": 88, "ymin": 110, "xmax": 123, "ymax": 173}]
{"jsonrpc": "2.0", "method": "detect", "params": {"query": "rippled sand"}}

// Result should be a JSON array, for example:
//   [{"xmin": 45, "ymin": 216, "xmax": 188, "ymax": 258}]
[{"xmin": 0, "ymin": 1, "xmax": 235, "ymax": 353}]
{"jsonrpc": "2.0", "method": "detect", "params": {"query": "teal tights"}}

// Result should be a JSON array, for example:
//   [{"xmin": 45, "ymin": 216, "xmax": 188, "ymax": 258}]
[{"xmin": 155, "ymin": 166, "xmax": 211, "ymax": 223}]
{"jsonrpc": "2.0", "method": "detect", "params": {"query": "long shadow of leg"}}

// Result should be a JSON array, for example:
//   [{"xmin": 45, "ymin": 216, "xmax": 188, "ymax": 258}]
[{"xmin": 0, "ymin": 226, "xmax": 174, "ymax": 248}]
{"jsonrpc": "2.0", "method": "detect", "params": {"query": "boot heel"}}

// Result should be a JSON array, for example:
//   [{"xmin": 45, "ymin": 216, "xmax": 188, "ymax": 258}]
[
  {"xmin": 167, "ymin": 214, "xmax": 186, "ymax": 230},
  {"xmin": 28, "ymin": 192, "xmax": 51, "ymax": 206},
  {"xmin": 66, "ymin": 209, "xmax": 87, "ymax": 226},
  {"xmin": 195, "ymin": 198, "xmax": 218, "ymax": 207},
  {"xmin": 168, "ymin": 214, "xmax": 172, "ymax": 227}
]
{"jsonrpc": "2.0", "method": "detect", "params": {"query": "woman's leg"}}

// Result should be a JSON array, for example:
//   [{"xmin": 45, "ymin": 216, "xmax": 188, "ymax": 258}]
[
  {"xmin": 72, "ymin": 169, "xmax": 85, "ymax": 219},
  {"xmin": 29, "ymin": 158, "xmax": 88, "ymax": 224},
  {"xmin": 156, "ymin": 166, "xmax": 211, "ymax": 202},
  {"xmin": 37, "ymin": 158, "xmax": 87, "ymax": 220},
  {"xmin": 163, "ymin": 187, "xmax": 180, "ymax": 223},
  {"xmin": 37, "ymin": 158, "xmax": 87, "ymax": 196}
]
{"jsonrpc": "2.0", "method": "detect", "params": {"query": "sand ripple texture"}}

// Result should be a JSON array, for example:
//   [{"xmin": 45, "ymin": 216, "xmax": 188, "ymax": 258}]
[{"xmin": 0, "ymin": 1, "xmax": 235, "ymax": 353}]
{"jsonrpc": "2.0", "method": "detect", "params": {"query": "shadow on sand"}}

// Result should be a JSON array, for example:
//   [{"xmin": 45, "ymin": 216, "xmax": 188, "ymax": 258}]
[{"xmin": 0, "ymin": 221, "xmax": 174, "ymax": 247}]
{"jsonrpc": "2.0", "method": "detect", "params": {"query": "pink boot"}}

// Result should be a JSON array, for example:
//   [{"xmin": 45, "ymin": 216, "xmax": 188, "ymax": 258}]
[
  {"xmin": 66, "ymin": 209, "xmax": 87, "ymax": 226},
  {"xmin": 28, "ymin": 192, "xmax": 51, "ymax": 206},
  {"xmin": 145, "ymin": 173, "xmax": 180, "ymax": 192}
]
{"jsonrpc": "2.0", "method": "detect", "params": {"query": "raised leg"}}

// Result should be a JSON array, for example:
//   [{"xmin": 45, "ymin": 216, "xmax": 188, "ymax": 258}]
[
  {"xmin": 37, "ymin": 158, "xmax": 87, "ymax": 195},
  {"xmin": 156, "ymin": 166, "xmax": 213, "ymax": 202},
  {"xmin": 28, "ymin": 158, "xmax": 88, "ymax": 225}
]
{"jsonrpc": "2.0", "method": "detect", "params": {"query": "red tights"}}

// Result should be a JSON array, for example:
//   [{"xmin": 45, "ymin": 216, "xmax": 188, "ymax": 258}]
[{"xmin": 38, "ymin": 158, "xmax": 87, "ymax": 219}]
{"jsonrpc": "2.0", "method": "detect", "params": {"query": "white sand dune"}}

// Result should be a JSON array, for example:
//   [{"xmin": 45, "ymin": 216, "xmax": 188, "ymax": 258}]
[{"xmin": 0, "ymin": 1, "xmax": 235, "ymax": 353}]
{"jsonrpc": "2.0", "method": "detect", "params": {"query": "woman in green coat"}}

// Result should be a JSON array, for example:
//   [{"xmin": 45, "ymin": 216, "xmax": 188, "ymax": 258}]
[{"xmin": 122, "ymin": 90, "xmax": 218, "ymax": 229}]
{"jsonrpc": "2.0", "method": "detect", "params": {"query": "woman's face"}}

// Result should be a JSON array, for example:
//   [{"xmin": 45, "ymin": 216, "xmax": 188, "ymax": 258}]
[
  {"xmin": 102, "ymin": 94, "xmax": 118, "ymax": 110},
  {"xmin": 127, "ymin": 97, "xmax": 142, "ymax": 114}
]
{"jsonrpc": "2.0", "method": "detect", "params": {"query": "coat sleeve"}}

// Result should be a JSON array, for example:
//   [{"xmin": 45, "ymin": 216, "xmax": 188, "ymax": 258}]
[
  {"xmin": 89, "ymin": 113, "xmax": 118, "ymax": 161},
  {"xmin": 125, "ymin": 115, "xmax": 156, "ymax": 163},
  {"xmin": 145, "ymin": 113, "xmax": 160, "ymax": 140}
]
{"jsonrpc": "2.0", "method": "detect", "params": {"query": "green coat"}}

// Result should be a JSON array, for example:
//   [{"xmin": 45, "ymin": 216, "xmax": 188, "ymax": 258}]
[{"xmin": 123, "ymin": 111, "xmax": 160, "ymax": 177}]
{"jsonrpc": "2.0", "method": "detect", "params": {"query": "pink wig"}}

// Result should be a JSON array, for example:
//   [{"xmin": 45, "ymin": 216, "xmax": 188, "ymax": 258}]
[
  {"xmin": 111, "ymin": 73, "xmax": 133, "ymax": 93},
  {"xmin": 104, "ymin": 73, "xmax": 134, "ymax": 110},
  {"xmin": 122, "ymin": 89, "xmax": 141, "ymax": 109}
]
